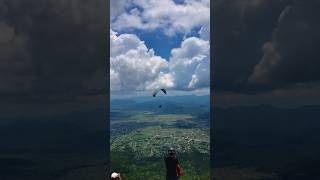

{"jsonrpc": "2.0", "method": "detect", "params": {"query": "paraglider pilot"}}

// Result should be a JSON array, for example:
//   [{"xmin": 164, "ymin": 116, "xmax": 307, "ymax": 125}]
[{"xmin": 164, "ymin": 147, "xmax": 183, "ymax": 180}]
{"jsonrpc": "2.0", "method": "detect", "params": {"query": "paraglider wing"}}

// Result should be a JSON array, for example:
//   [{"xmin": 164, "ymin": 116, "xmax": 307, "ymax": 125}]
[
  {"xmin": 152, "ymin": 88, "xmax": 167, "ymax": 108},
  {"xmin": 152, "ymin": 88, "xmax": 166, "ymax": 97},
  {"xmin": 160, "ymin": 88, "xmax": 167, "ymax": 94}
]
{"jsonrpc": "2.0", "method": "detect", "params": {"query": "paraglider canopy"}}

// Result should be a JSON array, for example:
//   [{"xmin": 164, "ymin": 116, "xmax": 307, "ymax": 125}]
[
  {"xmin": 152, "ymin": 88, "xmax": 167, "ymax": 97},
  {"xmin": 152, "ymin": 88, "xmax": 167, "ymax": 109}
]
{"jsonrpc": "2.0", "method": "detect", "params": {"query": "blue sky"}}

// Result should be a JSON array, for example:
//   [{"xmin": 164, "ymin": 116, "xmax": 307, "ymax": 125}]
[
  {"xmin": 134, "ymin": 29, "xmax": 183, "ymax": 60},
  {"xmin": 110, "ymin": 0, "xmax": 210, "ymax": 96}
]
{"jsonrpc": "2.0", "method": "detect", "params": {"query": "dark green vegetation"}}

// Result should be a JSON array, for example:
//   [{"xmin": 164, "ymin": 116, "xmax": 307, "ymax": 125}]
[
  {"xmin": 0, "ymin": 110, "xmax": 107, "ymax": 180},
  {"xmin": 110, "ymin": 95, "xmax": 210, "ymax": 179},
  {"xmin": 213, "ymin": 105, "xmax": 320, "ymax": 180}
]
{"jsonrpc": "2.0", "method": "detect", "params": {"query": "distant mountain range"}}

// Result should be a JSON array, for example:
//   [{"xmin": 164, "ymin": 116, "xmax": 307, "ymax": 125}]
[
  {"xmin": 0, "ymin": 109, "xmax": 107, "ymax": 153},
  {"xmin": 214, "ymin": 104, "xmax": 320, "ymax": 145},
  {"xmin": 213, "ymin": 104, "xmax": 320, "ymax": 178},
  {"xmin": 111, "ymin": 95, "xmax": 210, "ymax": 113},
  {"xmin": 213, "ymin": 105, "xmax": 320, "ymax": 143}
]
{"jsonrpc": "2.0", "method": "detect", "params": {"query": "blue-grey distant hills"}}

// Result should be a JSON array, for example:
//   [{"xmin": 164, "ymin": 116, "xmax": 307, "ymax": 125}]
[
  {"xmin": 213, "ymin": 104, "xmax": 320, "ymax": 179},
  {"xmin": 214, "ymin": 105, "xmax": 320, "ymax": 145},
  {"xmin": 111, "ymin": 95, "xmax": 210, "ymax": 113}
]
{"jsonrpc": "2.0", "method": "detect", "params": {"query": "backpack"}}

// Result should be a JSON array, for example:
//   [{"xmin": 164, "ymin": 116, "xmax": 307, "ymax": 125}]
[{"xmin": 176, "ymin": 164, "xmax": 183, "ymax": 177}]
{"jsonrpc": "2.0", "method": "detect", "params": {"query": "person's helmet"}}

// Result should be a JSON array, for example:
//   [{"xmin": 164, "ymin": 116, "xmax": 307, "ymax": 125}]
[
  {"xmin": 168, "ymin": 147, "xmax": 176, "ymax": 155},
  {"xmin": 111, "ymin": 172, "xmax": 119, "ymax": 179}
]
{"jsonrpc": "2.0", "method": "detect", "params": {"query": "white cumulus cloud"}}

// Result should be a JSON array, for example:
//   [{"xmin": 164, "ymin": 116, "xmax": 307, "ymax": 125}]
[
  {"xmin": 110, "ymin": 29, "xmax": 210, "ymax": 93},
  {"xmin": 110, "ymin": 30, "xmax": 171, "ymax": 92},
  {"xmin": 111, "ymin": 0, "xmax": 210, "ymax": 36},
  {"xmin": 169, "ymin": 37, "xmax": 210, "ymax": 89}
]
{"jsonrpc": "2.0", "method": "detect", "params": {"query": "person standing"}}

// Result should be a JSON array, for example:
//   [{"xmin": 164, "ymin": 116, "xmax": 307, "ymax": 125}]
[{"xmin": 164, "ymin": 147, "xmax": 183, "ymax": 180}]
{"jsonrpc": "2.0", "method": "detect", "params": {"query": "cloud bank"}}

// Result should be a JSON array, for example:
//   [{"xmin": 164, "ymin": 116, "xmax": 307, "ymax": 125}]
[
  {"xmin": 110, "ymin": 30, "xmax": 169, "ymax": 92},
  {"xmin": 110, "ymin": 29, "xmax": 210, "ymax": 92},
  {"xmin": 110, "ymin": 0, "xmax": 210, "ymax": 94},
  {"xmin": 111, "ymin": 0, "xmax": 210, "ymax": 36},
  {"xmin": 110, "ymin": 30, "xmax": 210, "ymax": 91},
  {"xmin": 0, "ymin": 0, "xmax": 107, "ymax": 98},
  {"xmin": 213, "ymin": 0, "xmax": 320, "ymax": 106}
]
